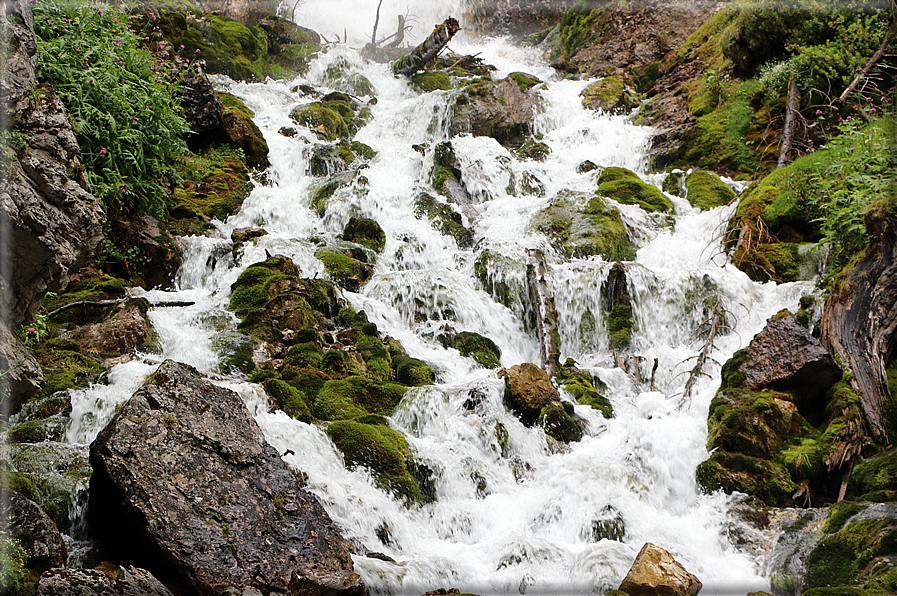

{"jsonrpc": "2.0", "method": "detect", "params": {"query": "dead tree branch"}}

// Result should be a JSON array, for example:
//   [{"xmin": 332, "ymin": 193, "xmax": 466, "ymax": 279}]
[
  {"xmin": 392, "ymin": 17, "xmax": 460, "ymax": 77},
  {"xmin": 838, "ymin": 21, "xmax": 895, "ymax": 103},
  {"xmin": 777, "ymin": 78, "xmax": 799, "ymax": 169}
]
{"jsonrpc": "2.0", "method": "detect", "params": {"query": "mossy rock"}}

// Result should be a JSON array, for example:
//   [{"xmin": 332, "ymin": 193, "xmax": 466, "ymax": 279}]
[
  {"xmin": 438, "ymin": 331, "xmax": 502, "ymax": 369},
  {"xmin": 539, "ymin": 403, "xmax": 582, "ymax": 443},
  {"xmin": 804, "ymin": 517, "xmax": 897, "ymax": 590},
  {"xmin": 393, "ymin": 355, "xmax": 435, "ymax": 387},
  {"xmin": 310, "ymin": 178, "xmax": 349, "ymax": 217},
  {"xmin": 853, "ymin": 449, "xmax": 897, "ymax": 497},
  {"xmin": 413, "ymin": 192, "xmax": 474, "ymax": 249},
  {"xmin": 315, "ymin": 376, "xmax": 406, "ymax": 420},
  {"xmin": 412, "ymin": 71, "xmax": 451, "ymax": 93},
  {"xmin": 32, "ymin": 347, "xmax": 105, "ymax": 397},
  {"xmin": 597, "ymin": 167, "xmax": 673, "ymax": 213},
  {"xmin": 326, "ymin": 420, "xmax": 422, "ymax": 504},
  {"xmin": 662, "ymin": 171, "xmax": 685, "ymax": 197},
  {"xmin": 515, "ymin": 137, "xmax": 550, "ymax": 162},
  {"xmin": 531, "ymin": 191, "xmax": 634, "ymax": 261},
  {"xmin": 684, "ymin": 170, "xmax": 736, "ymax": 211},
  {"xmin": 170, "ymin": 145, "xmax": 252, "ymax": 231},
  {"xmin": 431, "ymin": 141, "xmax": 464, "ymax": 199},
  {"xmin": 341, "ymin": 216, "xmax": 386, "ymax": 253},
  {"xmin": 218, "ymin": 92, "xmax": 269, "ymax": 168},
  {"xmin": 602, "ymin": 263, "xmax": 634, "ymax": 351},
  {"xmin": 228, "ymin": 258, "xmax": 299, "ymax": 312},
  {"xmin": 581, "ymin": 76, "xmax": 637, "ymax": 113},
  {"xmin": 264, "ymin": 378, "xmax": 313, "ymax": 422},
  {"xmin": 323, "ymin": 57, "xmax": 376, "ymax": 96},
  {"xmin": 509, "ymin": 72, "xmax": 542, "ymax": 92},
  {"xmin": 290, "ymin": 102, "xmax": 348, "ymax": 140},
  {"xmin": 696, "ymin": 450, "xmax": 796, "ymax": 506},
  {"xmin": 315, "ymin": 247, "xmax": 373, "ymax": 292},
  {"xmin": 556, "ymin": 365, "xmax": 613, "ymax": 418},
  {"xmin": 7, "ymin": 418, "xmax": 68, "ymax": 444},
  {"xmin": 706, "ymin": 391, "xmax": 806, "ymax": 460}
]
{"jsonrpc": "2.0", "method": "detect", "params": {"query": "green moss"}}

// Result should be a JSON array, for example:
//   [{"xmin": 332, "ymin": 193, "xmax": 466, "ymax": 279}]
[
  {"xmin": 552, "ymin": 0, "xmax": 609, "ymax": 59},
  {"xmin": 556, "ymin": 366, "xmax": 612, "ymax": 418},
  {"xmin": 824, "ymin": 501, "xmax": 866, "ymax": 534},
  {"xmin": 284, "ymin": 342, "xmax": 322, "ymax": 369},
  {"xmin": 532, "ymin": 192, "xmax": 634, "ymax": 261},
  {"xmin": 170, "ymin": 146, "xmax": 252, "ymax": 231},
  {"xmin": 602, "ymin": 262, "xmax": 634, "ymax": 352},
  {"xmin": 413, "ymin": 192, "xmax": 474, "ymax": 249},
  {"xmin": 34, "ymin": 348, "xmax": 104, "ymax": 396},
  {"xmin": 438, "ymin": 332, "xmax": 502, "ymax": 369},
  {"xmin": 2, "ymin": 469, "xmax": 39, "ymax": 502},
  {"xmin": 538, "ymin": 403, "xmax": 582, "ymax": 443},
  {"xmin": 581, "ymin": 76, "xmax": 636, "ymax": 113},
  {"xmin": 805, "ymin": 518, "xmax": 897, "ymax": 589},
  {"xmin": 315, "ymin": 248, "xmax": 373, "ymax": 290},
  {"xmin": 290, "ymin": 102, "xmax": 348, "ymax": 140},
  {"xmin": 412, "ymin": 71, "xmax": 451, "ymax": 92},
  {"xmin": 393, "ymin": 355, "xmax": 435, "ymax": 387},
  {"xmin": 696, "ymin": 451, "xmax": 795, "ymax": 506},
  {"xmin": 311, "ymin": 180, "xmax": 345, "ymax": 216},
  {"xmin": 515, "ymin": 138, "xmax": 550, "ymax": 162},
  {"xmin": 228, "ymin": 265, "xmax": 292, "ymax": 312},
  {"xmin": 853, "ymin": 449, "xmax": 897, "ymax": 496},
  {"xmin": 509, "ymin": 72, "xmax": 541, "ymax": 92},
  {"xmin": 315, "ymin": 376, "xmax": 406, "ymax": 421},
  {"xmin": 217, "ymin": 92, "xmax": 269, "ymax": 168},
  {"xmin": 264, "ymin": 378, "xmax": 312, "ymax": 422},
  {"xmin": 684, "ymin": 170, "xmax": 736, "ymax": 210},
  {"xmin": 42, "ymin": 275, "xmax": 127, "ymax": 326},
  {"xmin": 341, "ymin": 217, "xmax": 386, "ymax": 253},
  {"xmin": 326, "ymin": 420, "xmax": 422, "ymax": 503},
  {"xmin": 662, "ymin": 171, "xmax": 685, "ymax": 197},
  {"xmin": 597, "ymin": 177, "xmax": 673, "ymax": 214},
  {"xmin": 720, "ymin": 349, "xmax": 749, "ymax": 390}
]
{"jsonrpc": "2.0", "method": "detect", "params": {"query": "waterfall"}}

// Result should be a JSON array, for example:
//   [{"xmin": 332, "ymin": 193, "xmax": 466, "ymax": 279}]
[{"xmin": 61, "ymin": 4, "xmax": 817, "ymax": 593}]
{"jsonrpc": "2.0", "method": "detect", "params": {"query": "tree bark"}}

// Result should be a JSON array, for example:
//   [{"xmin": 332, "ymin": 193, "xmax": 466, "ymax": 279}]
[
  {"xmin": 821, "ymin": 209, "xmax": 897, "ymax": 444},
  {"xmin": 392, "ymin": 17, "xmax": 460, "ymax": 76},
  {"xmin": 777, "ymin": 77, "xmax": 799, "ymax": 169},
  {"xmin": 526, "ymin": 249, "xmax": 559, "ymax": 377}
]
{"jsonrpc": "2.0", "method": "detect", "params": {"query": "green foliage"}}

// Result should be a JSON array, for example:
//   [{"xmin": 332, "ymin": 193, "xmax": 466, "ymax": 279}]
[
  {"xmin": 807, "ymin": 117, "xmax": 897, "ymax": 277},
  {"xmin": 34, "ymin": 1, "xmax": 189, "ymax": 217},
  {"xmin": 553, "ymin": 0, "xmax": 608, "ymax": 59},
  {"xmin": 0, "ymin": 534, "xmax": 28, "ymax": 595},
  {"xmin": 684, "ymin": 79, "xmax": 761, "ymax": 173}
]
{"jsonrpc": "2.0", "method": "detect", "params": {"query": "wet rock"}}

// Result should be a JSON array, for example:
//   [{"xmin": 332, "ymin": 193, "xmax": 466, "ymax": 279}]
[
  {"xmin": 597, "ymin": 167, "xmax": 673, "ymax": 214},
  {"xmin": 0, "ymin": 320, "xmax": 44, "ymax": 411},
  {"xmin": 466, "ymin": 0, "xmax": 570, "ymax": 38},
  {"xmin": 231, "ymin": 227, "xmax": 267, "ymax": 244},
  {"xmin": 539, "ymin": 402, "xmax": 583, "ymax": 443},
  {"xmin": 602, "ymin": 262, "xmax": 635, "ymax": 352},
  {"xmin": 618, "ymin": 542, "xmax": 702, "ymax": 596},
  {"xmin": 531, "ymin": 190, "xmax": 634, "ymax": 261},
  {"xmin": 89, "ymin": 360, "xmax": 363, "ymax": 596},
  {"xmin": 739, "ymin": 311, "xmax": 842, "ymax": 404},
  {"xmin": 1, "ymin": 489, "xmax": 68, "ymax": 573},
  {"xmin": 36, "ymin": 565, "xmax": 173, "ymax": 596},
  {"xmin": 75, "ymin": 298, "xmax": 156, "ymax": 359},
  {"xmin": 502, "ymin": 363, "xmax": 559, "ymax": 426},
  {"xmin": 105, "ymin": 216, "xmax": 181, "ymax": 290},
  {"xmin": 173, "ymin": 65, "xmax": 224, "ymax": 138},
  {"xmin": 218, "ymin": 93, "xmax": 270, "ymax": 169},
  {"xmin": 341, "ymin": 216, "xmax": 386, "ymax": 253},
  {"xmin": 413, "ymin": 192, "xmax": 474, "ymax": 249},
  {"xmin": 581, "ymin": 76, "xmax": 638, "ymax": 114},
  {"xmin": 451, "ymin": 76, "xmax": 542, "ymax": 147},
  {"xmin": 315, "ymin": 245, "xmax": 374, "ymax": 292},
  {"xmin": 438, "ymin": 331, "xmax": 502, "ymax": 369}
]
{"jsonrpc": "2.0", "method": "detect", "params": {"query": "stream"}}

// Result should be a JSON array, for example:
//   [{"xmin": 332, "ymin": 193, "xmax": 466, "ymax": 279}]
[{"xmin": 61, "ymin": 2, "xmax": 817, "ymax": 593}]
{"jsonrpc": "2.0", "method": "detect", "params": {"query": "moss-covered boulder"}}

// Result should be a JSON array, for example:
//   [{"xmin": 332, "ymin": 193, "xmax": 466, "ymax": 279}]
[
  {"xmin": 414, "ymin": 192, "xmax": 474, "ymax": 249},
  {"xmin": 430, "ymin": 141, "xmax": 469, "ymax": 203},
  {"xmin": 315, "ymin": 246, "xmax": 374, "ymax": 292},
  {"xmin": 326, "ymin": 420, "xmax": 423, "ymax": 504},
  {"xmin": 515, "ymin": 137, "xmax": 550, "ymax": 162},
  {"xmin": 412, "ymin": 71, "xmax": 451, "ymax": 93},
  {"xmin": 437, "ymin": 331, "xmax": 502, "ymax": 369},
  {"xmin": 531, "ymin": 190, "xmax": 634, "ymax": 260},
  {"xmin": 804, "ymin": 517, "xmax": 897, "ymax": 592},
  {"xmin": 309, "ymin": 140, "xmax": 376, "ymax": 177},
  {"xmin": 556, "ymin": 364, "xmax": 613, "ymax": 418},
  {"xmin": 663, "ymin": 171, "xmax": 685, "ymax": 197},
  {"xmin": 341, "ymin": 217, "xmax": 386, "ymax": 253},
  {"xmin": 502, "ymin": 363, "xmax": 560, "ymax": 426},
  {"xmin": 315, "ymin": 376, "xmax": 407, "ymax": 420},
  {"xmin": 853, "ymin": 449, "xmax": 897, "ymax": 501},
  {"xmin": 217, "ymin": 92, "xmax": 269, "ymax": 169},
  {"xmin": 581, "ymin": 76, "xmax": 638, "ymax": 113},
  {"xmin": 597, "ymin": 167, "xmax": 673, "ymax": 213},
  {"xmin": 539, "ymin": 402, "xmax": 583, "ymax": 443},
  {"xmin": 290, "ymin": 93, "xmax": 370, "ymax": 141},
  {"xmin": 684, "ymin": 170, "xmax": 735, "ymax": 211}
]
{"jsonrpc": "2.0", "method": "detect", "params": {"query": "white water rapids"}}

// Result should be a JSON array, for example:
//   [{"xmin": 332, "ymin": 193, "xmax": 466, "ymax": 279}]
[{"xmin": 62, "ymin": 3, "xmax": 817, "ymax": 593}]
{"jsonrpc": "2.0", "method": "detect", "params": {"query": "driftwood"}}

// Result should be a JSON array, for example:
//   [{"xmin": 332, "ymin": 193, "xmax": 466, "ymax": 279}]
[
  {"xmin": 681, "ymin": 296, "xmax": 727, "ymax": 404},
  {"xmin": 526, "ymin": 249, "xmax": 559, "ymax": 377},
  {"xmin": 45, "ymin": 299, "xmax": 195, "ymax": 319},
  {"xmin": 392, "ymin": 17, "xmax": 461, "ymax": 76},
  {"xmin": 777, "ymin": 78, "xmax": 799, "ymax": 169},
  {"xmin": 838, "ymin": 21, "xmax": 895, "ymax": 103},
  {"xmin": 821, "ymin": 210, "xmax": 897, "ymax": 444}
]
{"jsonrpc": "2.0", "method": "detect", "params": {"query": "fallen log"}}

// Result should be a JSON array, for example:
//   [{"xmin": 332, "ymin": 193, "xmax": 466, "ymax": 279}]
[
  {"xmin": 776, "ymin": 78, "xmax": 799, "ymax": 169},
  {"xmin": 392, "ymin": 17, "xmax": 460, "ymax": 77},
  {"xmin": 45, "ymin": 298, "xmax": 195, "ymax": 319}
]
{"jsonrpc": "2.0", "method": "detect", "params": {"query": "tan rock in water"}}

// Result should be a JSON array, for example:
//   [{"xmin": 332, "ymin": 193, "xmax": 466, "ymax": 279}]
[{"xmin": 618, "ymin": 542, "xmax": 702, "ymax": 596}]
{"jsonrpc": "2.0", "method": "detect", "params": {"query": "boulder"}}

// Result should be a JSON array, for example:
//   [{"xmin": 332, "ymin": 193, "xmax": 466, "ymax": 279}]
[
  {"xmin": 0, "ymin": 320, "xmax": 44, "ymax": 410},
  {"xmin": 739, "ymin": 311, "xmax": 842, "ymax": 403},
  {"xmin": 1, "ymin": 489, "xmax": 68, "ymax": 573},
  {"xmin": 502, "ymin": 363, "xmax": 559, "ymax": 426},
  {"xmin": 173, "ymin": 65, "xmax": 224, "ymax": 139},
  {"xmin": 105, "ymin": 215, "xmax": 181, "ymax": 290},
  {"xmin": 451, "ymin": 77, "xmax": 541, "ymax": 147},
  {"xmin": 530, "ymin": 191, "xmax": 634, "ymax": 261},
  {"xmin": 36, "ymin": 565, "xmax": 173, "ymax": 596},
  {"xmin": 76, "ymin": 298, "xmax": 155, "ymax": 358},
  {"xmin": 89, "ymin": 360, "xmax": 363, "ymax": 596},
  {"xmin": 618, "ymin": 543, "xmax": 702, "ymax": 596}
]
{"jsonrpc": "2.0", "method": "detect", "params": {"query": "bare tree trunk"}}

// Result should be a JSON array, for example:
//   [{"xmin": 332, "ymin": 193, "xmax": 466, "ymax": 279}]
[
  {"xmin": 777, "ymin": 78, "xmax": 799, "ymax": 169},
  {"xmin": 370, "ymin": 0, "xmax": 384, "ymax": 44},
  {"xmin": 392, "ymin": 17, "xmax": 461, "ymax": 76},
  {"xmin": 821, "ymin": 210, "xmax": 897, "ymax": 444},
  {"xmin": 386, "ymin": 15, "xmax": 405, "ymax": 48},
  {"xmin": 526, "ymin": 249, "xmax": 559, "ymax": 377}
]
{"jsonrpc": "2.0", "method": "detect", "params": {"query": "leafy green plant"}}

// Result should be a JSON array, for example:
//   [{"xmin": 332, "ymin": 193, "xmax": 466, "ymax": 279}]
[
  {"xmin": 0, "ymin": 533, "xmax": 28, "ymax": 594},
  {"xmin": 33, "ymin": 0, "xmax": 189, "ymax": 218}
]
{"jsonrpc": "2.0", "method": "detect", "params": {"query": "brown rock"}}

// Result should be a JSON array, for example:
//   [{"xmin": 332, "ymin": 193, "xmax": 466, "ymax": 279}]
[
  {"xmin": 502, "ymin": 362, "xmax": 560, "ymax": 425},
  {"xmin": 451, "ymin": 77, "xmax": 541, "ymax": 147},
  {"xmin": 1, "ymin": 489, "xmax": 68, "ymax": 573},
  {"xmin": 36, "ymin": 565, "xmax": 173, "ymax": 596},
  {"xmin": 77, "ymin": 298, "xmax": 154, "ymax": 358},
  {"xmin": 741, "ymin": 311, "xmax": 842, "ymax": 403},
  {"xmin": 89, "ymin": 360, "xmax": 363, "ymax": 596},
  {"xmin": 619, "ymin": 543, "xmax": 702, "ymax": 596}
]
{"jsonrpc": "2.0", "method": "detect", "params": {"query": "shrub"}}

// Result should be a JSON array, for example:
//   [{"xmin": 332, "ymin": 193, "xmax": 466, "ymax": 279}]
[{"xmin": 34, "ymin": 1, "xmax": 189, "ymax": 217}]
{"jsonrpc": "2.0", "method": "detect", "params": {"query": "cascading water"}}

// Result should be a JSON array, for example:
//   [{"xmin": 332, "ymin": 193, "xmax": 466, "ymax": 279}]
[{"xmin": 61, "ymin": 2, "xmax": 816, "ymax": 593}]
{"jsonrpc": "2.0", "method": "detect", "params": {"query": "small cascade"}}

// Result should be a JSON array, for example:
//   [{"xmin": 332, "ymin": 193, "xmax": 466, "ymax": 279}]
[{"xmin": 53, "ymin": 5, "xmax": 821, "ymax": 593}]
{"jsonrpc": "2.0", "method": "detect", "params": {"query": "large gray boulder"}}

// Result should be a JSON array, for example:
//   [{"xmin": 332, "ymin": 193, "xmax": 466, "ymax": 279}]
[
  {"xmin": 739, "ymin": 311, "xmax": 842, "ymax": 403},
  {"xmin": 89, "ymin": 360, "xmax": 363, "ymax": 596},
  {"xmin": 1, "ymin": 489, "xmax": 68, "ymax": 573},
  {"xmin": 1, "ymin": 0, "xmax": 105, "ymax": 410}
]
